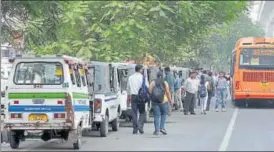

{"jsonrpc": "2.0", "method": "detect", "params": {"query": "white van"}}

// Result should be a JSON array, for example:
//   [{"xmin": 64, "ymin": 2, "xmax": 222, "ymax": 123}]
[
  {"xmin": 4, "ymin": 55, "xmax": 93, "ymax": 149},
  {"xmin": 86, "ymin": 62, "xmax": 120, "ymax": 137}
]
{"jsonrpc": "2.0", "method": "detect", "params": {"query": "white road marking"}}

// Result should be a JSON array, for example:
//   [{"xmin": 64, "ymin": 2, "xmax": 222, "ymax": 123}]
[{"xmin": 218, "ymin": 108, "xmax": 239, "ymax": 151}]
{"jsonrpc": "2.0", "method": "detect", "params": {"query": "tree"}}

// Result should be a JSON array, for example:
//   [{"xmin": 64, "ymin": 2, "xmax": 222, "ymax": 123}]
[
  {"xmin": 197, "ymin": 14, "xmax": 265, "ymax": 71},
  {"xmin": 2, "ymin": 1, "xmax": 248, "ymax": 64}
]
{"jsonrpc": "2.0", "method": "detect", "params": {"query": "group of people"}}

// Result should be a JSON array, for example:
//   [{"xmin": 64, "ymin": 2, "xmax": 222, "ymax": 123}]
[
  {"xmin": 184, "ymin": 70, "xmax": 229, "ymax": 116},
  {"xmin": 127, "ymin": 64, "xmax": 230, "ymax": 136}
]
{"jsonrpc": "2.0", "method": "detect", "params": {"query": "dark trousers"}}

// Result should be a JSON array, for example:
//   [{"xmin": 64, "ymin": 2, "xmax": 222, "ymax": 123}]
[
  {"xmin": 206, "ymin": 94, "xmax": 212, "ymax": 110},
  {"xmin": 184, "ymin": 91, "xmax": 196, "ymax": 114},
  {"xmin": 131, "ymin": 95, "xmax": 146, "ymax": 132}
]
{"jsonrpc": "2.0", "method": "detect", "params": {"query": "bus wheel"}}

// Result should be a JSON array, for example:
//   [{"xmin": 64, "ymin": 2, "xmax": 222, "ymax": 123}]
[
  {"xmin": 100, "ymin": 115, "xmax": 109, "ymax": 137},
  {"xmin": 10, "ymin": 131, "xmax": 20, "ymax": 149},
  {"xmin": 234, "ymin": 100, "xmax": 244, "ymax": 107},
  {"xmin": 73, "ymin": 126, "xmax": 82, "ymax": 149}
]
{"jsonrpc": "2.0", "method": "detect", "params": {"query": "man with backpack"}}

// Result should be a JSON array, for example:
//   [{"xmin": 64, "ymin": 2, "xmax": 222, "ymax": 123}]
[
  {"xmin": 206, "ymin": 71, "xmax": 215, "ymax": 111},
  {"xmin": 127, "ymin": 64, "xmax": 149, "ymax": 134},
  {"xmin": 149, "ymin": 71, "xmax": 172, "ymax": 135}
]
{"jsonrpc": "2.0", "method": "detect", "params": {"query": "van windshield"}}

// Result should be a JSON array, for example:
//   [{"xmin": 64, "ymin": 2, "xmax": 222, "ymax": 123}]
[{"xmin": 13, "ymin": 62, "xmax": 64, "ymax": 85}]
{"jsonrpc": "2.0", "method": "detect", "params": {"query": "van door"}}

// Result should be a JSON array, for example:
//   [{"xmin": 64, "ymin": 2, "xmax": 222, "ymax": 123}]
[{"xmin": 117, "ymin": 67, "xmax": 128, "ymax": 112}]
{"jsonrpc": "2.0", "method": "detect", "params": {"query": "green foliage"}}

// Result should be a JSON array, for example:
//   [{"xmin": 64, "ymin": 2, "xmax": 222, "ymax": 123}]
[
  {"xmin": 197, "ymin": 14, "xmax": 265, "ymax": 71},
  {"xmin": 2, "ymin": 1, "xmax": 252, "ymax": 66}
]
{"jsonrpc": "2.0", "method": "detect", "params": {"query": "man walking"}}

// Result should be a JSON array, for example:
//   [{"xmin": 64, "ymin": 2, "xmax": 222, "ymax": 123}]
[
  {"xmin": 183, "ymin": 71, "xmax": 197, "ymax": 115},
  {"xmin": 127, "ymin": 64, "xmax": 149, "ymax": 134},
  {"xmin": 206, "ymin": 71, "xmax": 215, "ymax": 111},
  {"xmin": 174, "ymin": 71, "xmax": 183, "ymax": 111},
  {"xmin": 164, "ymin": 67, "xmax": 175, "ymax": 105}
]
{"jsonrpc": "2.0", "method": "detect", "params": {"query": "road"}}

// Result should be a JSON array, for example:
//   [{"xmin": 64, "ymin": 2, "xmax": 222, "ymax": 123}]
[{"xmin": 2, "ymin": 97, "xmax": 274, "ymax": 151}]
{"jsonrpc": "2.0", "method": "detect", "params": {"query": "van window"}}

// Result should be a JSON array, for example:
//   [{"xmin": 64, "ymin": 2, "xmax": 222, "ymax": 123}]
[
  {"xmin": 79, "ymin": 67, "xmax": 86, "ymax": 86},
  {"xmin": 13, "ymin": 62, "xmax": 64, "ymax": 85},
  {"xmin": 69, "ymin": 65, "xmax": 76, "ymax": 85},
  {"xmin": 109, "ymin": 67, "xmax": 115, "ymax": 91},
  {"xmin": 74, "ymin": 65, "xmax": 82, "ymax": 87}
]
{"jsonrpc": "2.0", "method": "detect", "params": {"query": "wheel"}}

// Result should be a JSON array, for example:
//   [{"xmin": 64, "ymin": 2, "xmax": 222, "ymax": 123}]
[
  {"xmin": 9, "ymin": 131, "xmax": 20, "ymax": 149},
  {"xmin": 111, "ymin": 112, "xmax": 120, "ymax": 131},
  {"xmin": 144, "ymin": 111, "xmax": 150, "ymax": 123},
  {"xmin": 100, "ymin": 115, "xmax": 109, "ymax": 137},
  {"xmin": 73, "ymin": 126, "xmax": 82, "ymax": 149},
  {"xmin": 73, "ymin": 138, "xmax": 81, "ymax": 149},
  {"xmin": 234, "ymin": 100, "xmax": 244, "ymax": 107}
]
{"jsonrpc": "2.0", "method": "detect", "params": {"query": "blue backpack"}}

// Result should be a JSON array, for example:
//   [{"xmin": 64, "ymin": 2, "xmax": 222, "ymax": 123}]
[
  {"xmin": 138, "ymin": 75, "xmax": 150, "ymax": 103},
  {"xmin": 199, "ymin": 83, "xmax": 207, "ymax": 98}
]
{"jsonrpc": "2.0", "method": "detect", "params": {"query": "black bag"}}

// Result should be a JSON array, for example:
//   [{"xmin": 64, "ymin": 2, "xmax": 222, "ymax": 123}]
[
  {"xmin": 138, "ymin": 75, "xmax": 150, "ymax": 103},
  {"xmin": 151, "ymin": 80, "xmax": 165, "ymax": 103}
]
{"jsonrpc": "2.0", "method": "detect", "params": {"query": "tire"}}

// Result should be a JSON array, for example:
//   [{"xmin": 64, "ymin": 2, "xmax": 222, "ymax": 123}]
[
  {"xmin": 111, "ymin": 112, "xmax": 120, "ymax": 131},
  {"xmin": 100, "ymin": 115, "xmax": 109, "ymax": 137},
  {"xmin": 9, "ymin": 132, "xmax": 20, "ymax": 149},
  {"xmin": 73, "ymin": 126, "xmax": 82, "ymax": 149},
  {"xmin": 234, "ymin": 100, "xmax": 244, "ymax": 107}
]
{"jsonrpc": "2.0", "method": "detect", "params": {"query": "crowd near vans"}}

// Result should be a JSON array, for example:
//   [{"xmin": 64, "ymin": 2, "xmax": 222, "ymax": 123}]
[{"xmin": 3, "ymin": 54, "xmax": 188, "ymax": 149}]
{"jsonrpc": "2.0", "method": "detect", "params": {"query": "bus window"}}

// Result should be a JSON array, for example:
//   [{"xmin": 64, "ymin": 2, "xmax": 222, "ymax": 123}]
[{"xmin": 240, "ymin": 48, "xmax": 274, "ymax": 67}]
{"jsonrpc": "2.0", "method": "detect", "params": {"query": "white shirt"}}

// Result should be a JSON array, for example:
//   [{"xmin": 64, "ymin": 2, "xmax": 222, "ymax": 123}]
[
  {"xmin": 127, "ymin": 72, "xmax": 149, "ymax": 95},
  {"xmin": 184, "ymin": 77, "xmax": 198, "ymax": 94}
]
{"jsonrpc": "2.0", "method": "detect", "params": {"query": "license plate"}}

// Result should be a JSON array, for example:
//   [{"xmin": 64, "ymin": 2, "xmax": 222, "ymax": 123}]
[
  {"xmin": 32, "ymin": 99, "xmax": 45, "ymax": 104},
  {"xmin": 28, "ymin": 114, "xmax": 48, "ymax": 121}
]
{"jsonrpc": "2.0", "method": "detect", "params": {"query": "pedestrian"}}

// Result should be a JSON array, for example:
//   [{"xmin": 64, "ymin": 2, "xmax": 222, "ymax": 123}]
[
  {"xmin": 215, "ymin": 72, "xmax": 228, "ymax": 112},
  {"xmin": 198, "ymin": 75, "xmax": 208, "ymax": 114},
  {"xmin": 164, "ymin": 67, "xmax": 175, "ymax": 105},
  {"xmin": 174, "ymin": 71, "xmax": 183, "ymax": 111},
  {"xmin": 206, "ymin": 71, "xmax": 215, "ymax": 111},
  {"xmin": 149, "ymin": 71, "xmax": 172, "ymax": 135},
  {"xmin": 183, "ymin": 71, "xmax": 197, "ymax": 115},
  {"xmin": 194, "ymin": 71, "xmax": 200, "ymax": 108},
  {"xmin": 127, "ymin": 64, "xmax": 149, "ymax": 134}
]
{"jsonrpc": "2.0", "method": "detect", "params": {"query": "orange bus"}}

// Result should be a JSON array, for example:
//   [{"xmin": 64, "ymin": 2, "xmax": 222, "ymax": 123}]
[{"xmin": 230, "ymin": 37, "xmax": 274, "ymax": 107}]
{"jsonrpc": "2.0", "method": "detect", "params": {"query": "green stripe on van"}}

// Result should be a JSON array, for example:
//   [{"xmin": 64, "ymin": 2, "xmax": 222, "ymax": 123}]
[
  {"xmin": 8, "ymin": 92, "xmax": 89, "ymax": 99},
  {"xmin": 8, "ymin": 93, "xmax": 66, "ymax": 99},
  {"xmin": 72, "ymin": 92, "xmax": 89, "ymax": 99}
]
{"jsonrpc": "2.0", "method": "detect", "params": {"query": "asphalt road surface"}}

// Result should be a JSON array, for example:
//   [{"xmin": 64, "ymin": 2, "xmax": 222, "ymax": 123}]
[{"xmin": 2, "ymin": 96, "xmax": 274, "ymax": 151}]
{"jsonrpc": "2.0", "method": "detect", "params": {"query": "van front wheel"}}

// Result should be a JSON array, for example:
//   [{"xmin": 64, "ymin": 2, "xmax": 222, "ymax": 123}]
[
  {"xmin": 10, "ymin": 131, "xmax": 20, "ymax": 149},
  {"xmin": 100, "ymin": 116, "xmax": 109, "ymax": 137}
]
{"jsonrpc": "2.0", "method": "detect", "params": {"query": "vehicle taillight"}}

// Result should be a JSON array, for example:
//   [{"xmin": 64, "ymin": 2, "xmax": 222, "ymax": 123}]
[
  {"xmin": 94, "ymin": 99, "xmax": 102, "ymax": 113},
  {"xmin": 57, "ymin": 100, "xmax": 63, "ymax": 104},
  {"xmin": 54, "ymin": 113, "xmax": 66, "ymax": 119},
  {"xmin": 14, "ymin": 100, "xmax": 19, "ymax": 104},
  {"xmin": 127, "ymin": 95, "xmax": 131, "ymax": 107},
  {"xmin": 10, "ymin": 113, "xmax": 22, "ymax": 119},
  {"xmin": 235, "ymin": 81, "xmax": 240, "ymax": 90}
]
